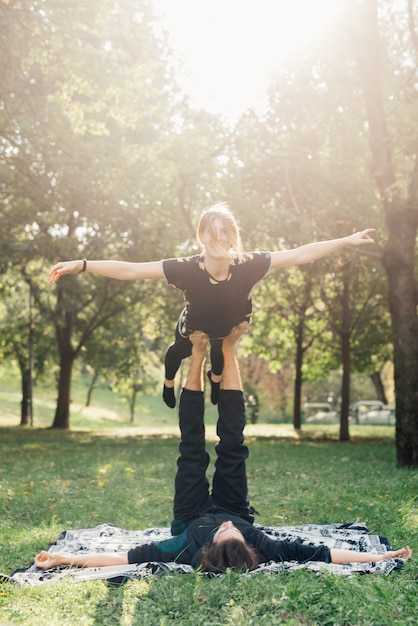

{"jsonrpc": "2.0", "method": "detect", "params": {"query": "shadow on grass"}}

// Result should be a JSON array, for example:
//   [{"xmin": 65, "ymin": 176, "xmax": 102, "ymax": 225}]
[{"xmin": 93, "ymin": 584, "xmax": 125, "ymax": 626}]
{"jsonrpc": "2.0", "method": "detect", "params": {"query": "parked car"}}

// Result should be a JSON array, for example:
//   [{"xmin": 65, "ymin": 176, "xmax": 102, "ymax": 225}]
[
  {"xmin": 302, "ymin": 402, "xmax": 339, "ymax": 424},
  {"xmin": 352, "ymin": 401, "xmax": 395, "ymax": 425}
]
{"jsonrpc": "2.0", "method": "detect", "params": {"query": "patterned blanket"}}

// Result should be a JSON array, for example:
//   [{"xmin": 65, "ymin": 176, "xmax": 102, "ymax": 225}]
[{"xmin": 7, "ymin": 522, "xmax": 404, "ymax": 586}]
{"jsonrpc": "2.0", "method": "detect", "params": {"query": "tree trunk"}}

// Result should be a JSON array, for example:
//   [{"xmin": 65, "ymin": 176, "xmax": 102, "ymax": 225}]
[
  {"xmin": 352, "ymin": 0, "xmax": 418, "ymax": 465},
  {"xmin": 370, "ymin": 371, "xmax": 388, "ymax": 405},
  {"xmin": 130, "ymin": 384, "xmax": 138, "ymax": 423},
  {"xmin": 382, "ymin": 207, "xmax": 418, "ymax": 466},
  {"xmin": 293, "ymin": 276, "xmax": 315, "ymax": 430},
  {"xmin": 51, "ymin": 349, "xmax": 75, "ymax": 429},
  {"xmin": 19, "ymin": 366, "xmax": 31, "ymax": 426},
  {"xmin": 86, "ymin": 370, "xmax": 99, "ymax": 407},
  {"xmin": 339, "ymin": 271, "xmax": 351, "ymax": 442},
  {"xmin": 51, "ymin": 288, "xmax": 76, "ymax": 429},
  {"xmin": 293, "ymin": 322, "xmax": 304, "ymax": 430}
]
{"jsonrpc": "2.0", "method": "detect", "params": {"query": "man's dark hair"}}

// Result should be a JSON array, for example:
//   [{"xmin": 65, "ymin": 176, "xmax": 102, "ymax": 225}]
[{"xmin": 199, "ymin": 539, "xmax": 260, "ymax": 573}]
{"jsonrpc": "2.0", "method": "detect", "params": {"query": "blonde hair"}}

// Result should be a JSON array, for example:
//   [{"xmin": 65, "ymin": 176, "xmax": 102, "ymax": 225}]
[{"xmin": 197, "ymin": 203, "xmax": 244, "ymax": 261}]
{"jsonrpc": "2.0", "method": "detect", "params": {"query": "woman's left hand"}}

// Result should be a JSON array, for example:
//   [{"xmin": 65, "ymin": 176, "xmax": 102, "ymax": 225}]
[{"xmin": 347, "ymin": 228, "xmax": 375, "ymax": 246}]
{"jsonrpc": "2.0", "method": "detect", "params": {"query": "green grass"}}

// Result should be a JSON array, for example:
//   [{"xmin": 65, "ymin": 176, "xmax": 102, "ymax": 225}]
[
  {"xmin": 0, "ymin": 363, "xmax": 416, "ymax": 625},
  {"xmin": 0, "ymin": 426, "xmax": 417, "ymax": 626}
]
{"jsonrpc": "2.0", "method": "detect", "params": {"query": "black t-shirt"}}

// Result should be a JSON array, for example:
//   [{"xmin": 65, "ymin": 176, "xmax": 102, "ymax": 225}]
[
  {"xmin": 127, "ymin": 512, "xmax": 332, "ymax": 567},
  {"xmin": 162, "ymin": 252, "xmax": 271, "ymax": 339}
]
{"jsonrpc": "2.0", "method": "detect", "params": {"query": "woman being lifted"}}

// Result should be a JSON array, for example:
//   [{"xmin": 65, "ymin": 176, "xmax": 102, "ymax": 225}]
[{"xmin": 49, "ymin": 202, "xmax": 375, "ymax": 409}]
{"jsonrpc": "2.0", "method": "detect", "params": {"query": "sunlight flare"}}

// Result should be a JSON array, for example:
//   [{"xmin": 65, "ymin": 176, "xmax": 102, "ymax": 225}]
[{"xmin": 153, "ymin": 0, "xmax": 344, "ymax": 117}]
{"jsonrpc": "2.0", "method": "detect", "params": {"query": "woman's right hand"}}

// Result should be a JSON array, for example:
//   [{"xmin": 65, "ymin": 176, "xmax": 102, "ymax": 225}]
[
  {"xmin": 34, "ymin": 550, "xmax": 64, "ymax": 569},
  {"xmin": 49, "ymin": 260, "xmax": 83, "ymax": 283}
]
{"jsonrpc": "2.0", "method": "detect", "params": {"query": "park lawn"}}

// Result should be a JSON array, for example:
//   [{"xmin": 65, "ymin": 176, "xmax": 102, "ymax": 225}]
[
  {"xmin": 0, "ymin": 362, "xmax": 220, "ymax": 431},
  {"xmin": 0, "ymin": 425, "xmax": 416, "ymax": 626}
]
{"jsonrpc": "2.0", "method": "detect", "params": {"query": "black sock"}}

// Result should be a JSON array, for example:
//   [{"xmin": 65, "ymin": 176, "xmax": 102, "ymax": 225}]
[
  {"xmin": 163, "ymin": 384, "xmax": 176, "ymax": 409},
  {"xmin": 207, "ymin": 370, "xmax": 220, "ymax": 405}
]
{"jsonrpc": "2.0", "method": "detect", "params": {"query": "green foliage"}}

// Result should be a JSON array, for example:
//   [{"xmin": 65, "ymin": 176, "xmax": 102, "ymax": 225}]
[
  {"xmin": 0, "ymin": 0, "xmax": 241, "ymax": 428},
  {"xmin": 0, "ymin": 0, "xmax": 416, "ymax": 451},
  {"xmin": 0, "ymin": 426, "xmax": 416, "ymax": 625}
]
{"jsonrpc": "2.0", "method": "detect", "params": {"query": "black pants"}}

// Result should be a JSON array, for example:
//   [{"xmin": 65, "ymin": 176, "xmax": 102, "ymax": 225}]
[
  {"xmin": 164, "ymin": 319, "xmax": 224, "ymax": 381},
  {"xmin": 171, "ymin": 388, "xmax": 253, "ymax": 534}
]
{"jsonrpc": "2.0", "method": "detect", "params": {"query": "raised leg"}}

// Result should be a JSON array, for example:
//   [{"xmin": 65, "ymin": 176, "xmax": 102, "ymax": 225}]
[
  {"xmin": 163, "ymin": 320, "xmax": 193, "ymax": 408},
  {"xmin": 211, "ymin": 323, "xmax": 254, "ymax": 522},
  {"xmin": 171, "ymin": 332, "xmax": 210, "ymax": 534}
]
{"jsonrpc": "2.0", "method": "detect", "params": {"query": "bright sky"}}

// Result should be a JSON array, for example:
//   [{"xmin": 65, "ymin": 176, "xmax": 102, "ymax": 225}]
[{"xmin": 153, "ymin": 0, "xmax": 344, "ymax": 120}]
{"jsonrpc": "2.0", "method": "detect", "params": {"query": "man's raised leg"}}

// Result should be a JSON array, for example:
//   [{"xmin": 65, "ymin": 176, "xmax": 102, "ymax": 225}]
[
  {"xmin": 212, "ymin": 324, "xmax": 254, "ymax": 522},
  {"xmin": 171, "ymin": 331, "xmax": 211, "ymax": 534}
]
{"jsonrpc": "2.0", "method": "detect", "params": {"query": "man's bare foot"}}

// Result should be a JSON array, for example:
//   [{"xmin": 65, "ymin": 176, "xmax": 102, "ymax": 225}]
[
  {"xmin": 189, "ymin": 330, "xmax": 209, "ymax": 355},
  {"xmin": 223, "ymin": 322, "xmax": 249, "ymax": 347},
  {"xmin": 220, "ymin": 324, "xmax": 247, "ymax": 391},
  {"xmin": 184, "ymin": 331, "xmax": 209, "ymax": 392}
]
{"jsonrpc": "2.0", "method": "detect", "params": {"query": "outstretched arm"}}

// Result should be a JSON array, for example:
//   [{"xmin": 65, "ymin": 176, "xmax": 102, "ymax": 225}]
[
  {"xmin": 48, "ymin": 259, "xmax": 164, "ymax": 283},
  {"xmin": 270, "ymin": 229, "xmax": 375, "ymax": 269},
  {"xmin": 34, "ymin": 550, "xmax": 129, "ymax": 569},
  {"xmin": 330, "ymin": 545, "xmax": 412, "ymax": 565}
]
